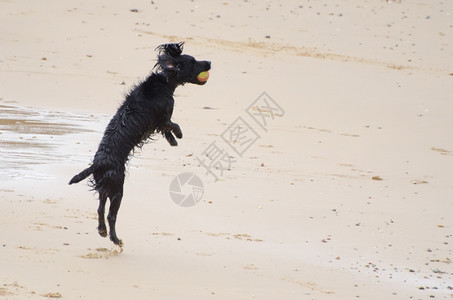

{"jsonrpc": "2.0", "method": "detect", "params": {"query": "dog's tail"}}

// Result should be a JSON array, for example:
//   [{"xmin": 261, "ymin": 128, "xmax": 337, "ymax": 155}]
[{"xmin": 69, "ymin": 165, "xmax": 94, "ymax": 185}]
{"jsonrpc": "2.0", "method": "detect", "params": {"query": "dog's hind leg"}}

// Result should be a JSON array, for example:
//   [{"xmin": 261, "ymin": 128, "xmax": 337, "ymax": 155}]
[
  {"xmin": 107, "ymin": 191, "xmax": 123, "ymax": 246},
  {"xmin": 97, "ymin": 193, "xmax": 108, "ymax": 238}
]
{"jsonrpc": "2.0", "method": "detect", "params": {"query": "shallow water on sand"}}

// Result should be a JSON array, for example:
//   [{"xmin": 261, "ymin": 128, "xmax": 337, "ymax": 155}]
[{"xmin": 0, "ymin": 103, "xmax": 106, "ymax": 181}]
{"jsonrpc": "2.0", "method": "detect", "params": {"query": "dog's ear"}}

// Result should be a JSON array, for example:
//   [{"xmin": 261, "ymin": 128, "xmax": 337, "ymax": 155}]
[
  {"xmin": 163, "ymin": 60, "xmax": 176, "ymax": 70},
  {"xmin": 154, "ymin": 42, "xmax": 184, "ymax": 78},
  {"xmin": 156, "ymin": 54, "xmax": 178, "ymax": 72}
]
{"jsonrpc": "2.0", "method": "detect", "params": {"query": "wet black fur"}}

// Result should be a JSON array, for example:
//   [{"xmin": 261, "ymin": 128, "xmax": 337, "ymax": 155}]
[{"xmin": 69, "ymin": 42, "xmax": 211, "ymax": 246}]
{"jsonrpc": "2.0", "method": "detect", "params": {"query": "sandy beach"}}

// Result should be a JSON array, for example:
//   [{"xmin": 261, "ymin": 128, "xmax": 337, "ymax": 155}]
[{"xmin": 1, "ymin": 0, "xmax": 453, "ymax": 299}]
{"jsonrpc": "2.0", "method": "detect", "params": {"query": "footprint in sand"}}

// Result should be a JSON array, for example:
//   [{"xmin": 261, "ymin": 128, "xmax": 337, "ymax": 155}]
[
  {"xmin": 80, "ymin": 247, "xmax": 123, "ymax": 259},
  {"xmin": 431, "ymin": 147, "xmax": 453, "ymax": 156}
]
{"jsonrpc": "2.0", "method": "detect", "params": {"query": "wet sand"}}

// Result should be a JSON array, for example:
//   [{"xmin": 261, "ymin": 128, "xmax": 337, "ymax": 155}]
[{"xmin": 1, "ymin": 0, "xmax": 453, "ymax": 299}]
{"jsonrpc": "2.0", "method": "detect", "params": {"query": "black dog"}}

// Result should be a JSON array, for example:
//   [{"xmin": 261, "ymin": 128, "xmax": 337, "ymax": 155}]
[{"xmin": 69, "ymin": 42, "xmax": 210, "ymax": 246}]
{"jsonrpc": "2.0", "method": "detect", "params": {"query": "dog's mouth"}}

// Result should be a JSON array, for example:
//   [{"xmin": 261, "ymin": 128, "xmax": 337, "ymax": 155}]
[{"xmin": 197, "ymin": 71, "xmax": 209, "ymax": 83}]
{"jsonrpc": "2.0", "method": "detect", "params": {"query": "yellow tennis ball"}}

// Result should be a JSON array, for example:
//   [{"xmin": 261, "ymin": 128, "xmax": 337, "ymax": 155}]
[{"xmin": 197, "ymin": 71, "xmax": 209, "ymax": 82}]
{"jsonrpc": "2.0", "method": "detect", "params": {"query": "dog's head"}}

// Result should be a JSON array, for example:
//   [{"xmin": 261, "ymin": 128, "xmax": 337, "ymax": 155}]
[{"xmin": 155, "ymin": 42, "xmax": 211, "ymax": 85}]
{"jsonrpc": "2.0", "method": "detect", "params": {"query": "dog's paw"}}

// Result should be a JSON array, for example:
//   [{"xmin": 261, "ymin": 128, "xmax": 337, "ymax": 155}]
[
  {"xmin": 174, "ymin": 131, "xmax": 183, "ymax": 139},
  {"xmin": 172, "ymin": 124, "xmax": 183, "ymax": 139},
  {"xmin": 98, "ymin": 226, "xmax": 108, "ymax": 238},
  {"xmin": 110, "ymin": 235, "xmax": 123, "ymax": 246},
  {"xmin": 165, "ymin": 131, "xmax": 178, "ymax": 146}
]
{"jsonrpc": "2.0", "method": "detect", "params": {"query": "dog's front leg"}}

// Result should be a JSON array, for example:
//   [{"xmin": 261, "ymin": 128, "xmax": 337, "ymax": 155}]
[
  {"xmin": 163, "ymin": 121, "xmax": 183, "ymax": 146},
  {"xmin": 169, "ymin": 121, "xmax": 182, "ymax": 139},
  {"xmin": 164, "ymin": 131, "xmax": 178, "ymax": 146}
]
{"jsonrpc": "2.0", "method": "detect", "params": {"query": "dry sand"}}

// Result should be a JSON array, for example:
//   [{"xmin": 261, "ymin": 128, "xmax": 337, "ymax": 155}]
[{"xmin": 1, "ymin": 0, "xmax": 453, "ymax": 299}]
